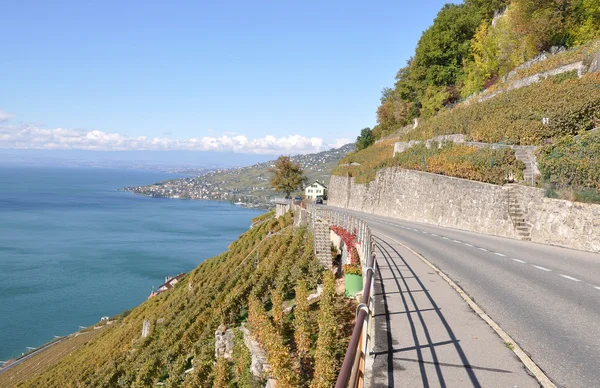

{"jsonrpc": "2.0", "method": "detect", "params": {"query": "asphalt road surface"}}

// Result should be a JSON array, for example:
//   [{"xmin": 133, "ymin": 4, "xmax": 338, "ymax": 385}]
[{"xmin": 329, "ymin": 206, "xmax": 600, "ymax": 388}]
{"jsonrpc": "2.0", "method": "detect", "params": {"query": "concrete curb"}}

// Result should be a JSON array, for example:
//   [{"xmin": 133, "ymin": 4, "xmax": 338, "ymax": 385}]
[{"xmin": 376, "ymin": 231, "xmax": 556, "ymax": 388}]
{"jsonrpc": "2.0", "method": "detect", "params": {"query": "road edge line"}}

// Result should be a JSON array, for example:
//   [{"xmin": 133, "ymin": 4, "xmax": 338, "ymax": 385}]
[{"xmin": 376, "ymin": 231, "xmax": 556, "ymax": 388}]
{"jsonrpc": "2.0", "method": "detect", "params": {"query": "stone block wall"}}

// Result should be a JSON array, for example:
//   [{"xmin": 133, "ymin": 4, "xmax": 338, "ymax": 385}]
[
  {"xmin": 328, "ymin": 168, "xmax": 600, "ymax": 253},
  {"xmin": 512, "ymin": 185, "xmax": 600, "ymax": 252}
]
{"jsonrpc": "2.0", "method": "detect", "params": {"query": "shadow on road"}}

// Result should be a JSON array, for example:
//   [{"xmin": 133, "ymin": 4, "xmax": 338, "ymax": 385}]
[{"xmin": 370, "ymin": 237, "xmax": 513, "ymax": 387}]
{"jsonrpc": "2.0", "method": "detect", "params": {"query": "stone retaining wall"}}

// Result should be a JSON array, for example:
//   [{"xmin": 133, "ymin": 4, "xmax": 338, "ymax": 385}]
[
  {"xmin": 328, "ymin": 169, "xmax": 600, "ymax": 253},
  {"xmin": 275, "ymin": 202, "xmax": 290, "ymax": 218}
]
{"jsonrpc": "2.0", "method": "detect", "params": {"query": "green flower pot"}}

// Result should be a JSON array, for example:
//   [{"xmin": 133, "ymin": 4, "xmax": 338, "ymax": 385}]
[{"xmin": 344, "ymin": 274, "xmax": 363, "ymax": 297}]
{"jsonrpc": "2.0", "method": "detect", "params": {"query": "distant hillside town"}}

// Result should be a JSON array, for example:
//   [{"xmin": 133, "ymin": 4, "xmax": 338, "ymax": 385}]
[{"xmin": 123, "ymin": 143, "xmax": 354, "ymax": 208}]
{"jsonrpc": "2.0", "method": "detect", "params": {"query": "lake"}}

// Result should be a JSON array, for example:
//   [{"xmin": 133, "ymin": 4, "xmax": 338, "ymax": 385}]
[{"xmin": 0, "ymin": 166, "xmax": 263, "ymax": 361}]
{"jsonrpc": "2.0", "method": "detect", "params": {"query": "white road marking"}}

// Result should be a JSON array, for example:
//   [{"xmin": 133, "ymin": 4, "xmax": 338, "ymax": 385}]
[
  {"xmin": 442, "ymin": 237, "xmax": 450, "ymax": 240},
  {"xmin": 532, "ymin": 265, "xmax": 552, "ymax": 272},
  {"xmin": 478, "ymin": 247, "xmax": 488, "ymax": 251},
  {"xmin": 494, "ymin": 252, "xmax": 506, "ymax": 257},
  {"xmin": 512, "ymin": 259, "xmax": 527, "ymax": 264},
  {"xmin": 431, "ymin": 233, "xmax": 438, "ymax": 237},
  {"xmin": 559, "ymin": 274, "xmax": 582, "ymax": 282},
  {"xmin": 593, "ymin": 286, "xmax": 600, "ymax": 291},
  {"xmin": 376, "ymin": 231, "xmax": 557, "ymax": 388},
  {"xmin": 453, "ymin": 240, "xmax": 462, "ymax": 243},
  {"xmin": 464, "ymin": 243, "xmax": 473, "ymax": 247},
  {"xmin": 422, "ymin": 231, "xmax": 428, "ymax": 234}
]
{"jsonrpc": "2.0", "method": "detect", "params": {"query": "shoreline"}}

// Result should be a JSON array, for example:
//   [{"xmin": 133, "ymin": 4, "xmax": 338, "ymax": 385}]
[{"xmin": 122, "ymin": 188, "xmax": 274, "ymax": 210}]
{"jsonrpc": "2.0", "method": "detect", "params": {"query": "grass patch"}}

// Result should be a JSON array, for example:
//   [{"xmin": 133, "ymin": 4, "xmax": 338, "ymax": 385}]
[
  {"xmin": 538, "ymin": 130, "xmax": 600, "ymax": 203},
  {"xmin": 331, "ymin": 139, "xmax": 397, "ymax": 183}
]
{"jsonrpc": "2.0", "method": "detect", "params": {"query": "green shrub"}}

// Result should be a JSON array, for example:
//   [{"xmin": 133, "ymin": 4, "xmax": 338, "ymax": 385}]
[
  {"xmin": 538, "ymin": 130, "xmax": 600, "ymax": 202},
  {"xmin": 355, "ymin": 127, "xmax": 375, "ymax": 151},
  {"xmin": 248, "ymin": 297, "xmax": 299, "ymax": 388},
  {"xmin": 311, "ymin": 272, "xmax": 337, "ymax": 388},
  {"xmin": 232, "ymin": 328, "xmax": 260, "ymax": 388},
  {"xmin": 213, "ymin": 357, "xmax": 231, "ymax": 388},
  {"xmin": 293, "ymin": 280, "xmax": 311, "ymax": 371}
]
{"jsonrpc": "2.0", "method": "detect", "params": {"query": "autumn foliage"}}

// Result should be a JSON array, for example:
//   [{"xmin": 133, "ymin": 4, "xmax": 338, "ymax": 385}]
[
  {"xmin": 330, "ymin": 225, "xmax": 361, "ymax": 275},
  {"xmin": 270, "ymin": 156, "xmax": 308, "ymax": 199}
]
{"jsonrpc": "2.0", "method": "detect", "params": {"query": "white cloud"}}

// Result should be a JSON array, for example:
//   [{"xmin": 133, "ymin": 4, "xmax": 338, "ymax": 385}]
[
  {"xmin": 332, "ymin": 138, "xmax": 352, "ymax": 148},
  {"xmin": 0, "ymin": 122, "xmax": 340, "ymax": 155},
  {"xmin": 0, "ymin": 110, "xmax": 14, "ymax": 123}
]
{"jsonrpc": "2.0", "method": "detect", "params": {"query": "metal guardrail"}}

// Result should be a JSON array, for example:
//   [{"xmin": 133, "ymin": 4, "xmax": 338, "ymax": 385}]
[{"xmin": 306, "ymin": 205, "xmax": 376, "ymax": 388}]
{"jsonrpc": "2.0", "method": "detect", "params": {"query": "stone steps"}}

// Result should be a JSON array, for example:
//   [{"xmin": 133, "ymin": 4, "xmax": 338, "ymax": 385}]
[
  {"xmin": 514, "ymin": 149, "xmax": 536, "ymax": 182},
  {"xmin": 507, "ymin": 189, "xmax": 532, "ymax": 241},
  {"xmin": 313, "ymin": 221, "xmax": 332, "ymax": 268}
]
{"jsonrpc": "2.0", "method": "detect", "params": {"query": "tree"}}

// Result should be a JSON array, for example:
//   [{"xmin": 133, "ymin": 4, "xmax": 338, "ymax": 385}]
[
  {"xmin": 412, "ymin": 3, "xmax": 482, "ymax": 88},
  {"xmin": 567, "ymin": 0, "xmax": 600, "ymax": 45},
  {"xmin": 269, "ymin": 156, "xmax": 308, "ymax": 199},
  {"xmin": 355, "ymin": 128, "xmax": 374, "ymax": 151}
]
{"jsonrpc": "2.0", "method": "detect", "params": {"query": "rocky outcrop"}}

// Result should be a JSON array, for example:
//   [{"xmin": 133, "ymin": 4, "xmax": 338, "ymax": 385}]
[
  {"xmin": 587, "ymin": 49, "xmax": 600, "ymax": 74},
  {"xmin": 214, "ymin": 324, "xmax": 273, "ymax": 381},
  {"xmin": 215, "ymin": 325, "xmax": 234, "ymax": 360}
]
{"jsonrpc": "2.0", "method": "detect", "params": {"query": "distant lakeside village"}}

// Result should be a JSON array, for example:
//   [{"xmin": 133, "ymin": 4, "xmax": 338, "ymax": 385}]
[
  {"xmin": 122, "ymin": 144, "xmax": 349, "ymax": 209},
  {"xmin": 123, "ymin": 178, "xmax": 328, "ymax": 210}
]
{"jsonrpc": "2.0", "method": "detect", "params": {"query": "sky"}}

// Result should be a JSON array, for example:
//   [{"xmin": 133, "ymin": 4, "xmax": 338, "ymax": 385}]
[{"xmin": 1, "ymin": 0, "xmax": 454, "ymax": 161}]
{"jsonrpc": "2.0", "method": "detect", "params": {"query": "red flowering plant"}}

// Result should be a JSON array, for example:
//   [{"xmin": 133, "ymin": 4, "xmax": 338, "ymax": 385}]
[{"xmin": 330, "ymin": 225, "xmax": 362, "ymax": 276}]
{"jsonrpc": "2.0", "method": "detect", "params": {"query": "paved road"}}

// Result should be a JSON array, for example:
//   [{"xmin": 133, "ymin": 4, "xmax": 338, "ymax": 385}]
[{"xmin": 328, "ymin": 206, "xmax": 600, "ymax": 388}]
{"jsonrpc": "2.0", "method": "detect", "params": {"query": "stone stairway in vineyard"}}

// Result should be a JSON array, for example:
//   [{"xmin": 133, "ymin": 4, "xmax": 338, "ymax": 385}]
[
  {"xmin": 507, "ymin": 187, "xmax": 532, "ymax": 241},
  {"xmin": 313, "ymin": 221, "xmax": 331, "ymax": 268},
  {"xmin": 513, "ymin": 147, "xmax": 536, "ymax": 183}
]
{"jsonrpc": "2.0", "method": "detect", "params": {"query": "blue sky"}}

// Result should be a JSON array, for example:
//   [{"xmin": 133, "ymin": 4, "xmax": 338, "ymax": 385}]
[{"xmin": 1, "ymin": 0, "xmax": 454, "ymax": 157}]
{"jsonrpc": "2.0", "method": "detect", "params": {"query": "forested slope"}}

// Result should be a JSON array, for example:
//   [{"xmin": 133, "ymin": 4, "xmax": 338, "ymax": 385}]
[{"xmin": 338, "ymin": 0, "xmax": 600, "ymax": 201}]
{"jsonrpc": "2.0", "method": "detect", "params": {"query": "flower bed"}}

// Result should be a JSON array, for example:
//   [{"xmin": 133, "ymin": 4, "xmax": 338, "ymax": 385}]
[{"xmin": 330, "ymin": 225, "xmax": 361, "ymax": 273}]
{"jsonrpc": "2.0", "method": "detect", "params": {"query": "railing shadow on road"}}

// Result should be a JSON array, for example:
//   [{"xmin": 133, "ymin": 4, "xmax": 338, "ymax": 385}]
[{"xmin": 370, "ymin": 237, "xmax": 513, "ymax": 388}]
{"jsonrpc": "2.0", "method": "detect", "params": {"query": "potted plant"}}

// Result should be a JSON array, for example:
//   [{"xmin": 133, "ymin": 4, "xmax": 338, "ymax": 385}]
[
  {"xmin": 342, "ymin": 262, "xmax": 362, "ymax": 297},
  {"xmin": 330, "ymin": 225, "xmax": 363, "ymax": 297}
]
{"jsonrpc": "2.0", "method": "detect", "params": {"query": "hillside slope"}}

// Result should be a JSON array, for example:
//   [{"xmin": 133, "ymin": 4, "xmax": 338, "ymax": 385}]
[
  {"xmin": 338, "ymin": 0, "xmax": 600, "ymax": 201},
  {"xmin": 7, "ymin": 212, "xmax": 353, "ymax": 387}
]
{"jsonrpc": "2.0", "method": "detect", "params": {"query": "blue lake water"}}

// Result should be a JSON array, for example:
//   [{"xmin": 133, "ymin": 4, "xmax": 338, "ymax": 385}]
[{"xmin": 0, "ymin": 166, "xmax": 263, "ymax": 361}]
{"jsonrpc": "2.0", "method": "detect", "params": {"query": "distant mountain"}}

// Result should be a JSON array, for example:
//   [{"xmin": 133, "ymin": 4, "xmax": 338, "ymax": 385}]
[{"xmin": 124, "ymin": 143, "xmax": 355, "ymax": 207}]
